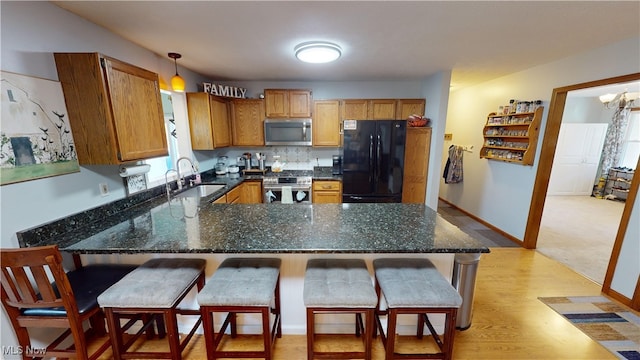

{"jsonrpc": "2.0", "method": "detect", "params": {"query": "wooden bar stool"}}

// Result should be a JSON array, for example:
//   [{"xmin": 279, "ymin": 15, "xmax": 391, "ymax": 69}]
[
  {"xmin": 373, "ymin": 258, "xmax": 462, "ymax": 360},
  {"xmin": 197, "ymin": 257, "xmax": 282, "ymax": 360},
  {"xmin": 0, "ymin": 245, "xmax": 137, "ymax": 360},
  {"xmin": 303, "ymin": 258, "xmax": 378, "ymax": 360},
  {"xmin": 97, "ymin": 258, "xmax": 206, "ymax": 360}
]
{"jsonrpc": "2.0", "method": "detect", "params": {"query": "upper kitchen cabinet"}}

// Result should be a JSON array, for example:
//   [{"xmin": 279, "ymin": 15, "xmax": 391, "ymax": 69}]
[
  {"xmin": 396, "ymin": 99, "xmax": 426, "ymax": 120},
  {"xmin": 313, "ymin": 100, "xmax": 341, "ymax": 147},
  {"xmin": 186, "ymin": 93, "xmax": 231, "ymax": 150},
  {"xmin": 54, "ymin": 53, "xmax": 167, "ymax": 164},
  {"xmin": 264, "ymin": 89, "xmax": 312, "ymax": 118},
  {"xmin": 341, "ymin": 100, "xmax": 368, "ymax": 120},
  {"xmin": 231, "ymin": 99, "xmax": 265, "ymax": 146},
  {"xmin": 368, "ymin": 99, "xmax": 397, "ymax": 120}
]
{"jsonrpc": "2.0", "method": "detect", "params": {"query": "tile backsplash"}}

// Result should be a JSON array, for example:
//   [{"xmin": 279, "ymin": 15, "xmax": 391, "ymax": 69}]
[{"xmin": 200, "ymin": 146, "xmax": 341, "ymax": 171}]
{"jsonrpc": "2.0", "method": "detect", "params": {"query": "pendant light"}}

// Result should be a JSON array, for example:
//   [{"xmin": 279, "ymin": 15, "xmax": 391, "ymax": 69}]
[{"xmin": 168, "ymin": 52, "xmax": 185, "ymax": 92}]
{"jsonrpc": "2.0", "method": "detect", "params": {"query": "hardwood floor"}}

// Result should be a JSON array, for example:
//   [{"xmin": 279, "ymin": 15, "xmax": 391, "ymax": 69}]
[{"xmin": 91, "ymin": 248, "xmax": 616, "ymax": 359}]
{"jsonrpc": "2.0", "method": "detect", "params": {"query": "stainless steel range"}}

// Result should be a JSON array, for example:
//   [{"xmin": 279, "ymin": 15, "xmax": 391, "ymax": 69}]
[{"xmin": 263, "ymin": 170, "xmax": 312, "ymax": 204}]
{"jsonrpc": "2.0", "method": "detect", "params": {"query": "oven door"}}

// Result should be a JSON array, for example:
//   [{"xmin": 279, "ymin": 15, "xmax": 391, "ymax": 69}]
[{"xmin": 264, "ymin": 185, "xmax": 312, "ymax": 204}]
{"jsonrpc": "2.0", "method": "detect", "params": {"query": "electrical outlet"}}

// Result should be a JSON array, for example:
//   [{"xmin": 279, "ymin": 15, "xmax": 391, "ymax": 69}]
[
  {"xmin": 444, "ymin": 133, "xmax": 453, "ymax": 141},
  {"xmin": 99, "ymin": 183, "xmax": 109, "ymax": 196}
]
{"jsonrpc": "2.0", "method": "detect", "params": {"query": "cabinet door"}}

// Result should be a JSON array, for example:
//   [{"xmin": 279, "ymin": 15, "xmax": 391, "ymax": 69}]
[
  {"xmin": 289, "ymin": 90, "xmax": 312, "ymax": 118},
  {"xmin": 240, "ymin": 181, "xmax": 263, "ymax": 203},
  {"xmin": 402, "ymin": 127, "xmax": 431, "ymax": 203},
  {"xmin": 396, "ymin": 99, "xmax": 426, "ymax": 120},
  {"xmin": 341, "ymin": 100, "xmax": 368, "ymax": 120},
  {"xmin": 102, "ymin": 56, "xmax": 168, "ymax": 161},
  {"xmin": 55, "ymin": 53, "xmax": 167, "ymax": 164},
  {"xmin": 231, "ymin": 99, "xmax": 265, "ymax": 146},
  {"xmin": 210, "ymin": 97, "xmax": 232, "ymax": 148},
  {"xmin": 187, "ymin": 93, "xmax": 215, "ymax": 149},
  {"xmin": 264, "ymin": 89, "xmax": 288, "ymax": 117},
  {"xmin": 369, "ymin": 99, "xmax": 397, "ymax": 120},
  {"xmin": 313, "ymin": 100, "xmax": 341, "ymax": 147},
  {"xmin": 212, "ymin": 195, "xmax": 227, "ymax": 204},
  {"xmin": 226, "ymin": 185, "xmax": 242, "ymax": 204}
]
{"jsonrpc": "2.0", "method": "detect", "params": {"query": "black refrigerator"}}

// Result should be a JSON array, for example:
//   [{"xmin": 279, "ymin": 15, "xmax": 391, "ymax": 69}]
[{"xmin": 342, "ymin": 120, "xmax": 406, "ymax": 203}]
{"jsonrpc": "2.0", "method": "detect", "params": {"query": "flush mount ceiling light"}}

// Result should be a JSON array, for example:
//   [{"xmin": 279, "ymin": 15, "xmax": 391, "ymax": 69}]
[
  {"xmin": 168, "ymin": 52, "xmax": 185, "ymax": 92},
  {"xmin": 295, "ymin": 41, "xmax": 342, "ymax": 64}
]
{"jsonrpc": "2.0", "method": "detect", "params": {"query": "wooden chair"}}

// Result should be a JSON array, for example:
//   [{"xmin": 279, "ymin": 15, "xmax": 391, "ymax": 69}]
[{"xmin": 0, "ymin": 245, "xmax": 137, "ymax": 360}]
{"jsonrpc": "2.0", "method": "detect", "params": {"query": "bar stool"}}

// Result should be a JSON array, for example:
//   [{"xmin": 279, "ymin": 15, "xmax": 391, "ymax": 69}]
[
  {"xmin": 303, "ymin": 258, "xmax": 378, "ymax": 360},
  {"xmin": 373, "ymin": 258, "xmax": 462, "ymax": 360},
  {"xmin": 97, "ymin": 258, "xmax": 206, "ymax": 360},
  {"xmin": 197, "ymin": 257, "xmax": 282, "ymax": 360}
]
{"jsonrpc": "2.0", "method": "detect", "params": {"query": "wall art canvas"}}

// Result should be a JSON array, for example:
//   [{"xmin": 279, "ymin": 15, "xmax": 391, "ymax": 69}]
[{"xmin": 1, "ymin": 70, "xmax": 79, "ymax": 185}]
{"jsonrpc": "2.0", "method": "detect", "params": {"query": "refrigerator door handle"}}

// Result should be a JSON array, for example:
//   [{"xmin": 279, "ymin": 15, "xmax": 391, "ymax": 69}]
[
  {"xmin": 376, "ymin": 134, "xmax": 382, "ymax": 182},
  {"xmin": 369, "ymin": 135, "xmax": 374, "ymax": 185}
]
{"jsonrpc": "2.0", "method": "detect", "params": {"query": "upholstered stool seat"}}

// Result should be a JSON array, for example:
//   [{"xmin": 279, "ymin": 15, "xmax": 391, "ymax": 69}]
[
  {"xmin": 98, "ymin": 258, "xmax": 206, "ymax": 360},
  {"xmin": 373, "ymin": 258, "xmax": 462, "ymax": 360},
  {"xmin": 197, "ymin": 257, "xmax": 282, "ymax": 360},
  {"xmin": 304, "ymin": 258, "xmax": 378, "ymax": 360}
]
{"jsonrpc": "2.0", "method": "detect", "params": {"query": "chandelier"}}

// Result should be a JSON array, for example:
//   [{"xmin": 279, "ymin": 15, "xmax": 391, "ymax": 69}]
[{"xmin": 599, "ymin": 92, "xmax": 638, "ymax": 110}]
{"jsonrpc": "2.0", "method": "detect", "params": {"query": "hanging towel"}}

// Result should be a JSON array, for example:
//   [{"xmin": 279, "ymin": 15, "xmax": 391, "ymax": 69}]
[
  {"xmin": 443, "ymin": 145, "xmax": 464, "ymax": 184},
  {"xmin": 281, "ymin": 186, "xmax": 294, "ymax": 204}
]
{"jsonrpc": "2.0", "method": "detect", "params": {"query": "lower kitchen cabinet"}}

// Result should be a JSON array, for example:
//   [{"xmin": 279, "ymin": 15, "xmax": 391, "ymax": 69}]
[
  {"xmin": 241, "ymin": 180, "xmax": 263, "ymax": 204},
  {"xmin": 312, "ymin": 180, "xmax": 342, "ymax": 203},
  {"xmin": 226, "ymin": 185, "xmax": 242, "ymax": 204}
]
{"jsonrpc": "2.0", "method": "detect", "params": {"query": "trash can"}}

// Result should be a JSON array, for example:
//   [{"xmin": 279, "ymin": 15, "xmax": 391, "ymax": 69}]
[{"xmin": 451, "ymin": 253, "xmax": 481, "ymax": 330}]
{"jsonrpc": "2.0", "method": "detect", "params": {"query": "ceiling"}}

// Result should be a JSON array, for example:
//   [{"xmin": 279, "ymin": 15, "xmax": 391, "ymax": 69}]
[{"xmin": 52, "ymin": 1, "xmax": 639, "ymax": 90}]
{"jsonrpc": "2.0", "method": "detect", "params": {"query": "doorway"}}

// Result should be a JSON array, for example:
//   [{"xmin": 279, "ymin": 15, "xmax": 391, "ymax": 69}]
[
  {"xmin": 524, "ymin": 73, "xmax": 640, "ymax": 285},
  {"xmin": 535, "ymin": 83, "xmax": 637, "ymax": 283}
]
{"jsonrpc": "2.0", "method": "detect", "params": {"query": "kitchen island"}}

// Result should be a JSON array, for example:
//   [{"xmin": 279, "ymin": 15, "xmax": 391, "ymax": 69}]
[{"xmin": 17, "ymin": 184, "xmax": 488, "ymax": 335}]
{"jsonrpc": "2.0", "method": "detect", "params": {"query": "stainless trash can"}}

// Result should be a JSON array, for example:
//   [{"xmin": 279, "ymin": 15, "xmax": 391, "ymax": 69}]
[{"xmin": 451, "ymin": 253, "xmax": 481, "ymax": 330}]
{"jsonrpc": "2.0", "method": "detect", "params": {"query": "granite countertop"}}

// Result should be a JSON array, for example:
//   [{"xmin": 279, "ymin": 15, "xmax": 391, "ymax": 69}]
[{"xmin": 17, "ymin": 167, "xmax": 487, "ymax": 255}]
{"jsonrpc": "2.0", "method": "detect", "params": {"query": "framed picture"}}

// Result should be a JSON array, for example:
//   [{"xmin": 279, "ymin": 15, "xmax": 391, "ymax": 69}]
[{"xmin": 1, "ymin": 70, "xmax": 79, "ymax": 185}]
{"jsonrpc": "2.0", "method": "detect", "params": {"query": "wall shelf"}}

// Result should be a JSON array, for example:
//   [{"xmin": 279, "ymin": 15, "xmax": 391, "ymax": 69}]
[{"xmin": 480, "ymin": 107, "xmax": 543, "ymax": 165}]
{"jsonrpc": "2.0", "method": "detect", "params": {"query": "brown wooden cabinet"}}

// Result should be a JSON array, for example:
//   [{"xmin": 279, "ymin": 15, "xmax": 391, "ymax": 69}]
[
  {"xmin": 186, "ymin": 93, "xmax": 231, "ymax": 150},
  {"xmin": 313, "ymin": 100, "xmax": 341, "ymax": 147},
  {"xmin": 264, "ymin": 89, "xmax": 312, "ymax": 118},
  {"xmin": 369, "ymin": 99, "xmax": 397, "ymax": 120},
  {"xmin": 240, "ymin": 180, "xmax": 263, "ymax": 203},
  {"xmin": 312, "ymin": 180, "xmax": 342, "ymax": 203},
  {"xmin": 340, "ymin": 99, "xmax": 425, "ymax": 121},
  {"xmin": 230, "ymin": 99, "xmax": 265, "ymax": 146},
  {"xmin": 480, "ymin": 107, "xmax": 543, "ymax": 165},
  {"xmin": 396, "ymin": 99, "xmax": 426, "ymax": 120},
  {"xmin": 341, "ymin": 100, "xmax": 369, "ymax": 120},
  {"xmin": 54, "ymin": 52, "xmax": 167, "ymax": 164},
  {"xmin": 225, "ymin": 185, "xmax": 242, "ymax": 204},
  {"xmin": 402, "ymin": 127, "xmax": 431, "ymax": 204}
]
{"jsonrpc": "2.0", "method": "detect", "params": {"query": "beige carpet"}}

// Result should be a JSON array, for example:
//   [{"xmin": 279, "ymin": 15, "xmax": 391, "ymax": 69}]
[{"xmin": 537, "ymin": 195, "xmax": 625, "ymax": 284}]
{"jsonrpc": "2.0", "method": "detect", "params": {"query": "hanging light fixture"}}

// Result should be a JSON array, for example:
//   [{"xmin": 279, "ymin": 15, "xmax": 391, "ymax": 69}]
[
  {"xmin": 599, "ymin": 92, "xmax": 638, "ymax": 110},
  {"xmin": 295, "ymin": 41, "xmax": 342, "ymax": 64},
  {"xmin": 168, "ymin": 52, "xmax": 185, "ymax": 92}
]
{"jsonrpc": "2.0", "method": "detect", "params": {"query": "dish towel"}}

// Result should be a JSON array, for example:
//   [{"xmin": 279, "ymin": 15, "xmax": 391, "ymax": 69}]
[{"xmin": 281, "ymin": 186, "xmax": 294, "ymax": 204}]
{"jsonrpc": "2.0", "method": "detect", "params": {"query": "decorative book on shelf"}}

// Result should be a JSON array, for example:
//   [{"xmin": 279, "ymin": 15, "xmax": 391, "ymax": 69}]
[{"xmin": 480, "ymin": 107, "xmax": 543, "ymax": 166}]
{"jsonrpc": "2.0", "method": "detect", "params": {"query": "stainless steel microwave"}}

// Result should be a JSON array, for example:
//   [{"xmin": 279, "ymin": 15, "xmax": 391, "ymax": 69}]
[{"xmin": 264, "ymin": 118, "xmax": 312, "ymax": 146}]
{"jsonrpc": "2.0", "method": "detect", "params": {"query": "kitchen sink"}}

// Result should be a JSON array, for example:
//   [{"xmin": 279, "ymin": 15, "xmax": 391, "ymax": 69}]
[{"xmin": 175, "ymin": 184, "xmax": 226, "ymax": 198}]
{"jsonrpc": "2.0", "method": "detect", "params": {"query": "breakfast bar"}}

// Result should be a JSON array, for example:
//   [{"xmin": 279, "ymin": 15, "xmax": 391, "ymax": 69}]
[{"xmin": 17, "ymin": 187, "xmax": 489, "ymax": 335}]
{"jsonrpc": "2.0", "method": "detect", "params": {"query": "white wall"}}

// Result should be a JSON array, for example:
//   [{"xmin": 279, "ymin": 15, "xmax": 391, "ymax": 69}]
[{"xmin": 440, "ymin": 36, "xmax": 640, "ymax": 239}]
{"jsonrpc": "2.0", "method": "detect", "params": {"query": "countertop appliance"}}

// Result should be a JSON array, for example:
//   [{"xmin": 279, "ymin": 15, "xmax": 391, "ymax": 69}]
[
  {"xmin": 264, "ymin": 118, "xmax": 312, "ymax": 146},
  {"xmin": 332, "ymin": 155, "xmax": 343, "ymax": 175},
  {"xmin": 342, "ymin": 120, "xmax": 406, "ymax": 203},
  {"xmin": 263, "ymin": 172, "xmax": 312, "ymax": 204}
]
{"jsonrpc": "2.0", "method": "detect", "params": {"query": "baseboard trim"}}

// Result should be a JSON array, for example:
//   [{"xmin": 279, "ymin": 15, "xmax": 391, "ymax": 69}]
[{"xmin": 438, "ymin": 198, "xmax": 523, "ymax": 247}]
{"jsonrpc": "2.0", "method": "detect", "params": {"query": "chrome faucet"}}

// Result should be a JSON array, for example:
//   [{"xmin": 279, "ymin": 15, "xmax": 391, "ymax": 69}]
[
  {"xmin": 164, "ymin": 168, "xmax": 178, "ymax": 201},
  {"xmin": 176, "ymin": 157, "xmax": 196, "ymax": 190}
]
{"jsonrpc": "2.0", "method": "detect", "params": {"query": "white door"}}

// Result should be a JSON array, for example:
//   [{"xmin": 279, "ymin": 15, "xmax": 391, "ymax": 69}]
[{"xmin": 548, "ymin": 123, "xmax": 608, "ymax": 195}]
